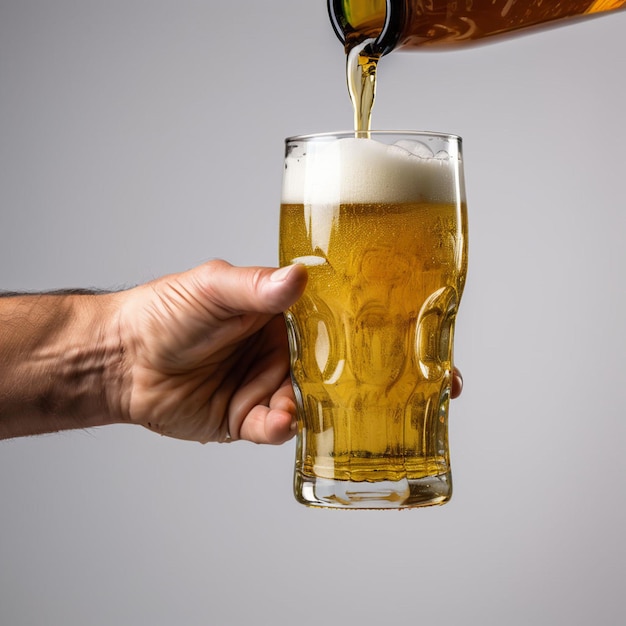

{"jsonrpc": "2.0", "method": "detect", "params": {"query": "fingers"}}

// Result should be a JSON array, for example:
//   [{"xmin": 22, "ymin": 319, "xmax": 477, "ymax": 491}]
[
  {"xmin": 191, "ymin": 260, "xmax": 308, "ymax": 319},
  {"xmin": 237, "ymin": 407, "xmax": 296, "ymax": 445},
  {"xmin": 237, "ymin": 379, "xmax": 297, "ymax": 445},
  {"xmin": 451, "ymin": 367, "xmax": 463, "ymax": 399}
]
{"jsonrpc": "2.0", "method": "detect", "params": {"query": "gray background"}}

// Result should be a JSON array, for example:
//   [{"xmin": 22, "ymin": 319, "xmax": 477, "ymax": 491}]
[{"xmin": 1, "ymin": 1, "xmax": 625, "ymax": 624}]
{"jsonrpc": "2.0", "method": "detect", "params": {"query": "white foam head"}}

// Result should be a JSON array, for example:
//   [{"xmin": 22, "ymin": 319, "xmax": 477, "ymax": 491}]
[{"xmin": 282, "ymin": 136, "xmax": 463, "ymax": 205}]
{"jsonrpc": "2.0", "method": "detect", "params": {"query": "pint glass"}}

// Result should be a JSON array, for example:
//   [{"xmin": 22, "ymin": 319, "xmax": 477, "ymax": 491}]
[{"xmin": 279, "ymin": 131, "xmax": 467, "ymax": 509}]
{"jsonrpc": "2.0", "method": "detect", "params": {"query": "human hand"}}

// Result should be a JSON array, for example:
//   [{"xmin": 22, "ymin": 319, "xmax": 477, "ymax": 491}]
[{"xmin": 112, "ymin": 260, "xmax": 309, "ymax": 444}]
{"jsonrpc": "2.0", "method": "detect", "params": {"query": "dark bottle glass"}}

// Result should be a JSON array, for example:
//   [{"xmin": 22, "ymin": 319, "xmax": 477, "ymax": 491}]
[{"xmin": 328, "ymin": 0, "xmax": 626, "ymax": 55}]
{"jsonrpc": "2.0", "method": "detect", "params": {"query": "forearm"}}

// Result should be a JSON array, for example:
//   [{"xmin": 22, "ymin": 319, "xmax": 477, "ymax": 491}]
[{"xmin": 0, "ymin": 292, "xmax": 124, "ymax": 439}]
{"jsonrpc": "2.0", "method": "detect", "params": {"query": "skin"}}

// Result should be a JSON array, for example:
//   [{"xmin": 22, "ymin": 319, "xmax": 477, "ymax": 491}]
[{"xmin": 0, "ymin": 260, "xmax": 462, "ymax": 444}]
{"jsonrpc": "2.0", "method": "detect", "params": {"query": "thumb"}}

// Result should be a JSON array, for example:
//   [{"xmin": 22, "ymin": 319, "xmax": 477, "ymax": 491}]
[{"xmin": 190, "ymin": 259, "xmax": 308, "ymax": 318}]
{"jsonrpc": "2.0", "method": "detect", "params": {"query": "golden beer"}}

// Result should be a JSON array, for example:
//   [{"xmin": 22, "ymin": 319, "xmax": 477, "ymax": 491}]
[{"xmin": 280, "ymin": 132, "xmax": 467, "ymax": 508}]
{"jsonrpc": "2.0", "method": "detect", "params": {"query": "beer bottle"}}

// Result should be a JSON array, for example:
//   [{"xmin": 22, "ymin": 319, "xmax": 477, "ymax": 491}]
[{"xmin": 329, "ymin": 0, "xmax": 626, "ymax": 55}]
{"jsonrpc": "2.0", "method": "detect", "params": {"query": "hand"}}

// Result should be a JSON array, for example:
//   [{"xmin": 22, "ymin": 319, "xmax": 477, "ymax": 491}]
[{"xmin": 113, "ymin": 260, "xmax": 309, "ymax": 444}]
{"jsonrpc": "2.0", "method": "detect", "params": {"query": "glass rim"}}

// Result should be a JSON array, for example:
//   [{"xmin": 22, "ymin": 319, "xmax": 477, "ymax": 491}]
[{"xmin": 285, "ymin": 130, "xmax": 462, "ymax": 143}]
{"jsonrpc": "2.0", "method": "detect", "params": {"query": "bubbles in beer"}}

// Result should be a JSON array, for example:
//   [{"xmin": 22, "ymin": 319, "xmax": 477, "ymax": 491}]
[
  {"xmin": 391, "ymin": 140, "xmax": 435, "ymax": 158},
  {"xmin": 282, "ymin": 136, "xmax": 460, "ymax": 206}
]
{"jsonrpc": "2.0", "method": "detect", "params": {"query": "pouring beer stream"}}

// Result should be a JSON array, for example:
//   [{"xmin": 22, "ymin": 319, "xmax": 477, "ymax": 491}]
[{"xmin": 334, "ymin": 0, "xmax": 626, "ymax": 133}]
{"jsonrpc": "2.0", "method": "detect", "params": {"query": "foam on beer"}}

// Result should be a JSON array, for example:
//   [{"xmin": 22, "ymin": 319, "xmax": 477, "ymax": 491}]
[{"xmin": 282, "ymin": 137, "xmax": 460, "ymax": 206}]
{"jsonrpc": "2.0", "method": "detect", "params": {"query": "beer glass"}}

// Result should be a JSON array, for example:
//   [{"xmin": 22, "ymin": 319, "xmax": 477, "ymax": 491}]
[{"xmin": 279, "ymin": 131, "xmax": 467, "ymax": 509}]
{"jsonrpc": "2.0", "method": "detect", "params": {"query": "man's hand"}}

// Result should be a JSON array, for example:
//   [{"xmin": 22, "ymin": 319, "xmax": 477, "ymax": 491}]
[{"xmin": 112, "ymin": 260, "xmax": 308, "ymax": 444}]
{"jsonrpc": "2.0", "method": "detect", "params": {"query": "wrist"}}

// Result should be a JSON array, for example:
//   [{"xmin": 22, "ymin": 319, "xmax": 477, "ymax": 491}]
[{"xmin": 68, "ymin": 291, "xmax": 128, "ymax": 429}]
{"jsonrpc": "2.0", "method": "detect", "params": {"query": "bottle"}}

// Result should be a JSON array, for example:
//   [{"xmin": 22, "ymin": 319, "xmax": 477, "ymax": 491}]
[{"xmin": 328, "ymin": 0, "xmax": 626, "ymax": 55}]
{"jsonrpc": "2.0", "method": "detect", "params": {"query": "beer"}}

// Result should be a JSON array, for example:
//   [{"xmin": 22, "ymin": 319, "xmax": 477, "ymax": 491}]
[
  {"xmin": 280, "ymin": 132, "xmax": 467, "ymax": 508},
  {"xmin": 347, "ymin": 39, "xmax": 379, "ymax": 134}
]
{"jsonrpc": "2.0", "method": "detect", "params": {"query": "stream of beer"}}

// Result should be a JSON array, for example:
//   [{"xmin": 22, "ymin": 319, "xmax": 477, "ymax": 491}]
[{"xmin": 346, "ymin": 39, "xmax": 381, "ymax": 134}]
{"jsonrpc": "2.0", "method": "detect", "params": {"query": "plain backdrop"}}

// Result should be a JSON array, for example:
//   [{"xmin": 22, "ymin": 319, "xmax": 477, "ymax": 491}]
[{"xmin": 1, "ymin": 2, "xmax": 625, "ymax": 625}]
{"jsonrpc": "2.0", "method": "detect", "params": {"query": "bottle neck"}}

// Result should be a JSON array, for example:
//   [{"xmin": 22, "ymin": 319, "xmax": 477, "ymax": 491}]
[{"xmin": 327, "ymin": 0, "xmax": 405, "ymax": 56}]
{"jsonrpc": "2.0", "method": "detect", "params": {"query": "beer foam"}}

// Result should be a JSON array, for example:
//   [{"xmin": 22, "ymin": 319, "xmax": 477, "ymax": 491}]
[{"xmin": 282, "ymin": 137, "xmax": 461, "ymax": 205}]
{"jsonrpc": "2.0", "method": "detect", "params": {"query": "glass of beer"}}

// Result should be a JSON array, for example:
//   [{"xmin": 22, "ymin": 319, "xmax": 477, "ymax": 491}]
[{"xmin": 279, "ymin": 131, "xmax": 467, "ymax": 509}]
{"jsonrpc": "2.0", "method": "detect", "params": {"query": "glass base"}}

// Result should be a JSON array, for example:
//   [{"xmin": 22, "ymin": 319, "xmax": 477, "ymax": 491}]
[{"xmin": 294, "ymin": 471, "xmax": 452, "ymax": 510}]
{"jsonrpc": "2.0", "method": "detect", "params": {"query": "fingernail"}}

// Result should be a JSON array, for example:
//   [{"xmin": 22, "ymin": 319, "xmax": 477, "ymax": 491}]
[{"xmin": 271, "ymin": 265, "xmax": 296, "ymax": 282}]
